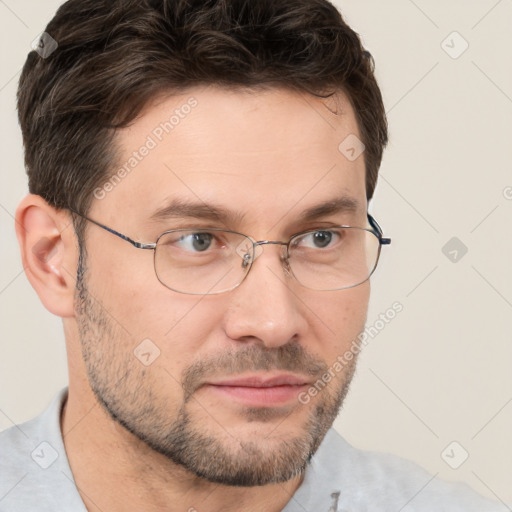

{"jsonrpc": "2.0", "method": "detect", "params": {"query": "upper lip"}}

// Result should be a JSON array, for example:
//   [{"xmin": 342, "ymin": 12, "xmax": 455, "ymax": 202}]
[{"xmin": 207, "ymin": 374, "xmax": 312, "ymax": 388}]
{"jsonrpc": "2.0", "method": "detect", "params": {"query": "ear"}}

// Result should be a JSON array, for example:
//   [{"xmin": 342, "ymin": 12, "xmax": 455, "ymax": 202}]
[{"xmin": 15, "ymin": 195, "xmax": 79, "ymax": 318}]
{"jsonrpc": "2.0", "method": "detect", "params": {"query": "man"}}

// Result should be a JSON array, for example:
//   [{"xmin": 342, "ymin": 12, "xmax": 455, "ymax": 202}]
[{"xmin": 0, "ymin": 0, "xmax": 502, "ymax": 511}]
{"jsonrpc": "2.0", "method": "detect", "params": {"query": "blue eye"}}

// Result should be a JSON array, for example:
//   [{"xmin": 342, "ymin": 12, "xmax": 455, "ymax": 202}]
[{"xmin": 177, "ymin": 232, "xmax": 214, "ymax": 252}]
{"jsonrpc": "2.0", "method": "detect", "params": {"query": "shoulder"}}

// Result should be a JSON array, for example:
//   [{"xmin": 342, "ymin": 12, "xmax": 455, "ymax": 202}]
[
  {"xmin": 297, "ymin": 429, "xmax": 503, "ymax": 512},
  {"xmin": 0, "ymin": 388, "xmax": 86, "ymax": 512},
  {"xmin": 0, "ymin": 394, "xmax": 61, "ymax": 491}
]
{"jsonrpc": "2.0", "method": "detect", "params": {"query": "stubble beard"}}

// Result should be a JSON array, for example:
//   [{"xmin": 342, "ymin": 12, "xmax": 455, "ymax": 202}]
[{"xmin": 74, "ymin": 247, "xmax": 358, "ymax": 486}]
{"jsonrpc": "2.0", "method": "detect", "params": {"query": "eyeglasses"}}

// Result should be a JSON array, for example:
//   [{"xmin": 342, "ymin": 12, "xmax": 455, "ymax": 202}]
[{"xmin": 70, "ymin": 209, "xmax": 391, "ymax": 295}]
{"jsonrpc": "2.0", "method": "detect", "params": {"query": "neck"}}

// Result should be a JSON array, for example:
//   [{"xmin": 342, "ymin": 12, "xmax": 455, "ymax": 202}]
[{"xmin": 61, "ymin": 384, "xmax": 304, "ymax": 512}]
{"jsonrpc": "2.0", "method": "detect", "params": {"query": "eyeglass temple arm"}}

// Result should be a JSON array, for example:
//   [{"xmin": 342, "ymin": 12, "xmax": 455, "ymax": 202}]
[
  {"xmin": 68, "ymin": 208, "xmax": 390, "ymax": 249},
  {"xmin": 68, "ymin": 208, "xmax": 156, "ymax": 250},
  {"xmin": 367, "ymin": 214, "xmax": 391, "ymax": 245}
]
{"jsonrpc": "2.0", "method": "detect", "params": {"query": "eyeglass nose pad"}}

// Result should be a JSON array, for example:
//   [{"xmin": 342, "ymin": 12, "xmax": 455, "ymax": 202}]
[
  {"xmin": 282, "ymin": 255, "xmax": 292, "ymax": 274},
  {"xmin": 235, "ymin": 239, "xmax": 263, "ymax": 268}
]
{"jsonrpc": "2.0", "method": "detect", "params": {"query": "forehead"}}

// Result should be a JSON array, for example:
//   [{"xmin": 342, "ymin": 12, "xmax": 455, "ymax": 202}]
[{"xmin": 92, "ymin": 86, "xmax": 367, "ymax": 230}]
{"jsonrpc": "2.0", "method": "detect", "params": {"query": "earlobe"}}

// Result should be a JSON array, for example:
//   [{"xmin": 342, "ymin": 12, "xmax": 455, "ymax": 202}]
[{"xmin": 15, "ymin": 195, "xmax": 78, "ymax": 318}]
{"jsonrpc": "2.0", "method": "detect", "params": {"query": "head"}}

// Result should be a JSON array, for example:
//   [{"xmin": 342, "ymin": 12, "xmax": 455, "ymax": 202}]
[{"xmin": 16, "ymin": 0, "xmax": 387, "ymax": 487}]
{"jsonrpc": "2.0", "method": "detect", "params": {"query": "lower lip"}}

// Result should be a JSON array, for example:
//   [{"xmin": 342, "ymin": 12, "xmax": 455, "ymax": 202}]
[{"xmin": 204, "ymin": 384, "xmax": 308, "ymax": 407}]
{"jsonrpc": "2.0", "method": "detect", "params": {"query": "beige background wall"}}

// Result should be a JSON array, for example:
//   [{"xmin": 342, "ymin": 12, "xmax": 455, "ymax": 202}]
[{"xmin": 1, "ymin": 0, "xmax": 511, "ymax": 505}]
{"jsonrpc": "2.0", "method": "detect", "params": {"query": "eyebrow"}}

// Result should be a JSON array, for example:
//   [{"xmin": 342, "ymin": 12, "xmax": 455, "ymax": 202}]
[
  {"xmin": 149, "ymin": 195, "xmax": 362, "ymax": 226},
  {"xmin": 149, "ymin": 198, "xmax": 246, "ymax": 226},
  {"xmin": 298, "ymin": 196, "xmax": 361, "ymax": 222}
]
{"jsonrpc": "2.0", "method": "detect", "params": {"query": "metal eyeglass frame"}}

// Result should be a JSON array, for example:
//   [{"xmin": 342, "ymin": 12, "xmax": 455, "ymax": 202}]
[{"xmin": 69, "ymin": 208, "xmax": 391, "ymax": 294}]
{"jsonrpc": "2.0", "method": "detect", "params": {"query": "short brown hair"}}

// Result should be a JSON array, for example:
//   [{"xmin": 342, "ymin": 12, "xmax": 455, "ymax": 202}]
[{"xmin": 17, "ymin": 0, "xmax": 387, "ymax": 225}]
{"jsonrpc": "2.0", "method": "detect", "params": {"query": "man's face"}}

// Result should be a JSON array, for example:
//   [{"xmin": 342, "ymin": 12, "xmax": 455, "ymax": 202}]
[{"xmin": 75, "ymin": 86, "xmax": 369, "ymax": 485}]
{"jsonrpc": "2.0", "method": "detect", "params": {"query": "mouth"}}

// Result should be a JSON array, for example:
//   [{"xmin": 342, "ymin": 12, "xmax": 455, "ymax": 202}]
[{"xmin": 202, "ymin": 374, "xmax": 312, "ymax": 407}]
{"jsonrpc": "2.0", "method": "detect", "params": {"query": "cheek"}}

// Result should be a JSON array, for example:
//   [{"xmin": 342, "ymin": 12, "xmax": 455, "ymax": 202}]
[
  {"xmin": 85, "ymin": 242, "xmax": 223, "ymax": 351},
  {"xmin": 308, "ymin": 283, "xmax": 370, "ymax": 356}
]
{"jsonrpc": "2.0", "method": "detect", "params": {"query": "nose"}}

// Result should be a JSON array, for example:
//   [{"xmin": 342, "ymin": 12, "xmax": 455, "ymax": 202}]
[{"xmin": 223, "ymin": 243, "xmax": 308, "ymax": 348}]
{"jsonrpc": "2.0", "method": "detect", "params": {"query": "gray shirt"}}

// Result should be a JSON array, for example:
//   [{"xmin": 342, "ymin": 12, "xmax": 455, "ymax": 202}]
[{"xmin": 0, "ymin": 388, "xmax": 503, "ymax": 512}]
